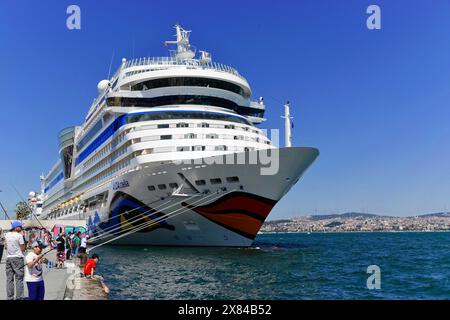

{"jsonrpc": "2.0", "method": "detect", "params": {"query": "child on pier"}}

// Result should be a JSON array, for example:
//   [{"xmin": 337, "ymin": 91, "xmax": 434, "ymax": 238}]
[
  {"xmin": 25, "ymin": 241, "xmax": 48, "ymax": 300},
  {"xmin": 84, "ymin": 254, "xmax": 100, "ymax": 278}
]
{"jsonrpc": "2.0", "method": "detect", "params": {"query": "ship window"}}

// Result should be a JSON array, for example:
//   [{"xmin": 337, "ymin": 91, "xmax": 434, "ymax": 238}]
[
  {"xmin": 210, "ymin": 178, "xmax": 222, "ymax": 185},
  {"xmin": 157, "ymin": 124, "xmax": 170, "ymax": 128},
  {"xmin": 226, "ymin": 176, "xmax": 240, "ymax": 183},
  {"xmin": 195, "ymin": 180, "xmax": 206, "ymax": 186},
  {"xmin": 158, "ymin": 184, "xmax": 167, "ymax": 190},
  {"xmin": 177, "ymin": 146, "xmax": 190, "ymax": 151},
  {"xmin": 169, "ymin": 183, "xmax": 178, "ymax": 188},
  {"xmin": 177, "ymin": 123, "xmax": 189, "ymax": 128},
  {"xmin": 185, "ymin": 133, "xmax": 197, "ymax": 139},
  {"xmin": 107, "ymin": 95, "xmax": 263, "ymax": 118},
  {"xmin": 130, "ymin": 77, "xmax": 247, "ymax": 98},
  {"xmin": 147, "ymin": 185, "xmax": 155, "ymax": 191},
  {"xmin": 125, "ymin": 111, "xmax": 252, "ymax": 126},
  {"xmin": 160, "ymin": 135, "xmax": 172, "ymax": 140}
]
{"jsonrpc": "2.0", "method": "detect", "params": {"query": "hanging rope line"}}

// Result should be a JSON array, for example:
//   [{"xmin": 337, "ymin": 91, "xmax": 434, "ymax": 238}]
[
  {"xmin": 88, "ymin": 191, "xmax": 205, "ymax": 242},
  {"xmin": 81, "ymin": 186, "xmax": 204, "ymax": 236},
  {"xmin": 86, "ymin": 196, "xmax": 180, "ymax": 239},
  {"xmin": 88, "ymin": 189, "xmax": 225, "ymax": 244},
  {"xmin": 79, "ymin": 194, "xmax": 170, "ymax": 226},
  {"xmin": 87, "ymin": 189, "xmax": 236, "ymax": 252},
  {"xmin": 87, "ymin": 190, "xmax": 230, "ymax": 252}
]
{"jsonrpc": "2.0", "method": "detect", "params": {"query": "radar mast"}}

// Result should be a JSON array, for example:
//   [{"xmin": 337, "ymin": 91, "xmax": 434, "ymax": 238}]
[{"xmin": 164, "ymin": 24, "xmax": 196, "ymax": 60}]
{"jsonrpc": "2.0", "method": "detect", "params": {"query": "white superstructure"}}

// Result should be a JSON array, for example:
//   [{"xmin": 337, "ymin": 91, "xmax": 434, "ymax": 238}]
[{"xmin": 40, "ymin": 25, "xmax": 319, "ymax": 246}]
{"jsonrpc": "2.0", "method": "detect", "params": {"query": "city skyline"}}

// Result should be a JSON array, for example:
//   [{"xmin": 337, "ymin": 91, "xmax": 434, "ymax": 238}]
[{"xmin": 1, "ymin": 0, "xmax": 450, "ymax": 218}]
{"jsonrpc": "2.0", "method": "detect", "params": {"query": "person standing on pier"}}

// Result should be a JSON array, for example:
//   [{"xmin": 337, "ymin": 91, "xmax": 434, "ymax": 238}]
[
  {"xmin": 76, "ymin": 247, "xmax": 88, "ymax": 274},
  {"xmin": 25, "ymin": 241, "xmax": 48, "ymax": 300},
  {"xmin": 80, "ymin": 234, "xmax": 88, "ymax": 250},
  {"xmin": 0, "ymin": 227, "xmax": 5, "ymax": 263},
  {"xmin": 4, "ymin": 221, "xmax": 26, "ymax": 300},
  {"xmin": 72, "ymin": 231, "xmax": 81, "ymax": 256},
  {"xmin": 66, "ymin": 232, "xmax": 72, "ymax": 260},
  {"xmin": 55, "ymin": 233, "xmax": 66, "ymax": 268}
]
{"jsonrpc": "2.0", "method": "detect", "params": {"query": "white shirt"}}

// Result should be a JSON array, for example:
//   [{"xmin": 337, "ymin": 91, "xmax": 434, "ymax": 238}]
[
  {"xmin": 80, "ymin": 237, "xmax": 87, "ymax": 248},
  {"xmin": 5, "ymin": 232, "xmax": 24, "ymax": 258},
  {"xmin": 24, "ymin": 252, "xmax": 43, "ymax": 282}
]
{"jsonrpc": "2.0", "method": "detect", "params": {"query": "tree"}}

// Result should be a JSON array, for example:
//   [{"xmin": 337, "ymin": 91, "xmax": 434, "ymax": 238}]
[{"xmin": 15, "ymin": 201, "xmax": 31, "ymax": 220}]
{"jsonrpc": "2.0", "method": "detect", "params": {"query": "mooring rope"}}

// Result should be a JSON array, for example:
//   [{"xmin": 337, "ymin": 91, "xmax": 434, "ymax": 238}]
[
  {"xmin": 79, "ymin": 195, "xmax": 172, "ymax": 227},
  {"xmin": 87, "ymin": 189, "xmax": 236, "ymax": 252},
  {"xmin": 88, "ymin": 191, "xmax": 204, "ymax": 242},
  {"xmin": 88, "ymin": 189, "xmax": 225, "ymax": 244}
]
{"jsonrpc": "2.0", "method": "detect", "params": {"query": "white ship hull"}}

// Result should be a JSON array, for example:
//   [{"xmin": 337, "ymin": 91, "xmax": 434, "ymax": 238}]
[
  {"xmin": 39, "ymin": 25, "xmax": 319, "ymax": 248},
  {"xmin": 57, "ymin": 147, "xmax": 318, "ymax": 246}
]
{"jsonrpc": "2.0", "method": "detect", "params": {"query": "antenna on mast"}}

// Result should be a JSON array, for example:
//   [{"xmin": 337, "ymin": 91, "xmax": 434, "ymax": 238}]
[
  {"xmin": 107, "ymin": 50, "xmax": 115, "ymax": 80},
  {"xmin": 164, "ymin": 24, "xmax": 196, "ymax": 60}
]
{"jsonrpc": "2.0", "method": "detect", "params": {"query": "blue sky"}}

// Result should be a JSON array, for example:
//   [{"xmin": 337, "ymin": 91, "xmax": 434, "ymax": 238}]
[{"xmin": 0, "ymin": 0, "xmax": 449, "ymax": 218}]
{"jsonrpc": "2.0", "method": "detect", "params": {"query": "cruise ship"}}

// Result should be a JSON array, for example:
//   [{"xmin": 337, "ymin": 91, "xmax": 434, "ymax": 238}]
[{"xmin": 39, "ymin": 25, "xmax": 319, "ymax": 246}]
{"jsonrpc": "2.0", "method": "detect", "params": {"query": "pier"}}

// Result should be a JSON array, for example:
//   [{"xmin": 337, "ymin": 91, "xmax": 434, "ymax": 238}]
[
  {"xmin": 64, "ymin": 274, "xmax": 109, "ymax": 300},
  {"xmin": 0, "ymin": 251, "xmax": 69, "ymax": 300},
  {"xmin": 0, "ymin": 219, "xmax": 108, "ymax": 300}
]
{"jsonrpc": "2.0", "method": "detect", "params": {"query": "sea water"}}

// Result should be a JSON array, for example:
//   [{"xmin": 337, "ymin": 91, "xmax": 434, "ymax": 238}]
[{"xmin": 93, "ymin": 232, "xmax": 450, "ymax": 299}]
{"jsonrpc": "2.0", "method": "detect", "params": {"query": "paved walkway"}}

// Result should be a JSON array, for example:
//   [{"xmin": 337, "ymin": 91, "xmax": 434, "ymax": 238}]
[{"xmin": 0, "ymin": 250, "xmax": 70, "ymax": 300}]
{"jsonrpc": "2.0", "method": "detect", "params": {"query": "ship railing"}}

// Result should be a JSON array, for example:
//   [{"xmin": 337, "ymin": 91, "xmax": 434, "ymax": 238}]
[{"xmin": 123, "ymin": 57, "xmax": 245, "ymax": 80}]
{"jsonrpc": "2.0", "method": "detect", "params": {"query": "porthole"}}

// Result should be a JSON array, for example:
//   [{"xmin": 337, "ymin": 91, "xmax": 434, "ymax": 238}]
[{"xmin": 210, "ymin": 178, "xmax": 222, "ymax": 185}]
